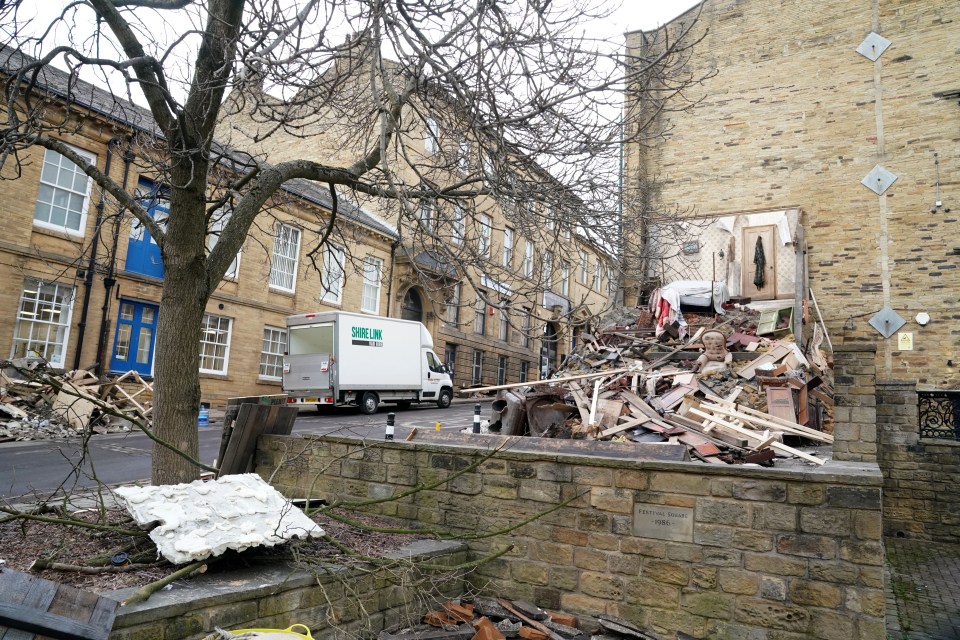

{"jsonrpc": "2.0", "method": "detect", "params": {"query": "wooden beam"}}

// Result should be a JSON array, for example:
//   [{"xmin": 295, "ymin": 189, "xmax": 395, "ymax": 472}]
[{"xmin": 458, "ymin": 367, "xmax": 632, "ymax": 396}]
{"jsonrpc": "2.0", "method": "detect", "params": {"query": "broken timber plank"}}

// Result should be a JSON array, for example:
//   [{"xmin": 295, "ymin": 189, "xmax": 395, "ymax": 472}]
[
  {"xmin": 736, "ymin": 343, "xmax": 793, "ymax": 380},
  {"xmin": 702, "ymin": 402, "xmax": 833, "ymax": 443},
  {"xmin": 688, "ymin": 408, "xmax": 825, "ymax": 465},
  {"xmin": 459, "ymin": 368, "xmax": 633, "ymax": 396},
  {"xmin": 599, "ymin": 416, "xmax": 651, "ymax": 439},
  {"xmin": 765, "ymin": 387, "xmax": 797, "ymax": 423}
]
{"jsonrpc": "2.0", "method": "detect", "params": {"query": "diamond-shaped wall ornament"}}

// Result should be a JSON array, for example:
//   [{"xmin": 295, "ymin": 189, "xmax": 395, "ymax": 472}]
[
  {"xmin": 856, "ymin": 32, "xmax": 891, "ymax": 61},
  {"xmin": 861, "ymin": 164, "xmax": 898, "ymax": 195},
  {"xmin": 869, "ymin": 306, "xmax": 906, "ymax": 338}
]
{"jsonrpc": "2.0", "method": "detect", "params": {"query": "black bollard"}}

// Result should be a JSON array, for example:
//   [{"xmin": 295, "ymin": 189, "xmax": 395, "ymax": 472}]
[
  {"xmin": 385, "ymin": 412, "xmax": 395, "ymax": 440},
  {"xmin": 473, "ymin": 403, "xmax": 481, "ymax": 433}
]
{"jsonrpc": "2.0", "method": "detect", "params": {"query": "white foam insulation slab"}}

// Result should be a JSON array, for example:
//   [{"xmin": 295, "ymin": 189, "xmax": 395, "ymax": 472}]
[{"xmin": 115, "ymin": 473, "xmax": 324, "ymax": 565}]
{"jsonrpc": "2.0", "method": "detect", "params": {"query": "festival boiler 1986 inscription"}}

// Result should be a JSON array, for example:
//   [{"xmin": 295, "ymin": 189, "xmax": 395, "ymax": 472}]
[{"xmin": 632, "ymin": 503, "xmax": 694, "ymax": 542}]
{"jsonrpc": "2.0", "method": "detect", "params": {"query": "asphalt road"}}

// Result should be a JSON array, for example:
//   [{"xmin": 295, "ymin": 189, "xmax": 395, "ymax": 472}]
[{"xmin": 0, "ymin": 400, "xmax": 486, "ymax": 502}]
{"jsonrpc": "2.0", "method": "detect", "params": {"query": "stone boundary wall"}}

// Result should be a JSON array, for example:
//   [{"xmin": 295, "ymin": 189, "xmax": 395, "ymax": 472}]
[
  {"xmin": 878, "ymin": 380, "xmax": 960, "ymax": 542},
  {"xmin": 257, "ymin": 433, "xmax": 886, "ymax": 640},
  {"xmin": 106, "ymin": 540, "xmax": 467, "ymax": 640},
  {"xmin": 832, "ymin": 344, "xmax": 878, "ymax": 463}
]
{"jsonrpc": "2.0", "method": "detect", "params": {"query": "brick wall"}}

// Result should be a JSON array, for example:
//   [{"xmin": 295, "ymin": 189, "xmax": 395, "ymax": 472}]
[
  {"xmin": 257, "ymin": 434, "xmax": 886, "ymax": 640},
  {"xmin": 624, "ymin": 0, "xmax": 960, "ymax": 387},
  {"xmin": 107, "ymin": 540, "xmax": 467, "ymax": 640},
  {"xmin": 878, "ymin": 380, "xmax": 960, "ymax": 542},
  {"xmin": 832, "ymin": 344, "xmax": 879, "ymax": 462}
]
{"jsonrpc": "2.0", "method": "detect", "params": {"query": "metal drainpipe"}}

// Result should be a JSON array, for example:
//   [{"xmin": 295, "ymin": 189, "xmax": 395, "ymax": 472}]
[
  {"xmin": 93, "ymin": 138, "xmax": 135, "ymax": 376},
  {"xmin": 384, "ymin": 238, "xmax": 399, "ymax": 318},
  {"xmin": 72, "ymin": 137, "xmax": 121, "ymax": 371}
]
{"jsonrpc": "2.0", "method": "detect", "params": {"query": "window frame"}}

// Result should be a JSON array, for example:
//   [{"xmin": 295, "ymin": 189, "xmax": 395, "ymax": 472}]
[
  {"xmin": 473, "ymin": 294, "xmax": 486, "ymax": 335},
  {"xmin": 561, "ymin": 261, "xmax": 570, "ymax": 297},
  {"xmin": 33, "ymin": 145, "xmax": 97, "ymax": 237},
  {"xmin": 502, "ymin": 226, "xmax": 514, "ymax": 267},
  {"xmin": 521, "ymin": 307, "xmax": 532, "ymax": 348},
  {"xmin": 11, "ymin": 279, "xmax": 75, "ymax": 368},
  {"xmin": 259, "ymin": 325, "xmax": 287, "ymax": 380},
  {"xmin": 452, "ymin": 203, "xmax": 465, "ymax": 245},
  {"xmin": 472, "ymin": 349, "xmax": 483, "ymax": 385},
  {"xmin": 580, "ymin": 251, "xmax": 589, "ymax": 284},
  {"xmin": 320, "ymin": 244, "xmax": 345, "ymax": 305},
  {"xmin": 519, "ymin": 361, "xmax": 529, "ymax": 383},
  {"xmin": 425, "ymin": 115, "xmax": 440, "ymax": 155},
  {"xmin": 268, "ymin": 222, "xmax": 302, "ymax": 293},
  {"xmin": 543, "ymin": 251, "xmax": 554, "ymax": 290},
  {"xmin": 498, "ymin": 305, "xmax": 509, "ymax": 342},
  {"xmin": 207, "ymin": 206, "xmax": 241, "ymax": 281},
  {"xmin": 199, "ymin": 313, "xmax": 232, "ymax": 374},
  {"xmin": 523, "ymin": 240, "xmax": 534, "ymax": 277},
  {"xmin": 497, "ymin": 355, "xmax": 508, "ymax": 385},
  {"xmin": 361, "ymin": 255, "xmax": 384, "ymax": 314},
  {"xmin": 446, "ymin": 282, "xmax": 461, "ymax": 326},
  {"xmin": 419, "ymin": 200, "xmax": 434, "ymax": 232},
  {"xmin": 478, "ymin": 213, "xmax": 492, "ymax": 257}
]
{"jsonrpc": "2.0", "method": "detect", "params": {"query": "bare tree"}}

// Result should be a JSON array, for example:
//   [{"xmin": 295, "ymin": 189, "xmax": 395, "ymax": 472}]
[{"xmin": 0, "ymin": 0, "xmax": 707, "ymax": 484}]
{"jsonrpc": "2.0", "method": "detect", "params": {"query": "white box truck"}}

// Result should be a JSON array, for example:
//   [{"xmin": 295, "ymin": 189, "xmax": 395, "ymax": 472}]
[{"xmin": 282, "ymin": 311, "xmax": 454, "ymax": 414}]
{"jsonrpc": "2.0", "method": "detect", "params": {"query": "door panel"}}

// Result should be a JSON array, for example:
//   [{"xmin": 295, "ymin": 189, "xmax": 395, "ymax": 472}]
[
  {"xmin": 742, "ymin": 225, "xmax": 777, "ymax": 300},
  {"xmin": 110, "ymin": 300, "xmax": 159, "ymax": 375},
  {"xmin": 125, "ymin": 179, "xmax": 168, "ymax": 278}
]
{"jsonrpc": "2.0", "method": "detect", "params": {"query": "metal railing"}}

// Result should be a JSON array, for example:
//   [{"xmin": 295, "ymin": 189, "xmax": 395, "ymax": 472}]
[{"xmin": 919, "ymin": 390, "xmax": 960, "ymax": 440}]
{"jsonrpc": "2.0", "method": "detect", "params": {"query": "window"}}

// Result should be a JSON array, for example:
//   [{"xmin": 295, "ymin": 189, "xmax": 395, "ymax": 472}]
[
  {"xmin": 498, "ymin": 305, "xmax": 509, "ymax": 342},
  {"xmin": 543, "ymin": 251, "xmax": 553, "ymax": 289},
  {"xmin": 593, "ymin": 262, "xmax": 601, "ymax": 290},
  {"xmin": 11, "ymin": 279, "xmax": 74, "ymax": 367},
  {"xmin": 563, "ymin": 228, "xmax": 571, "ymax": 242},
  {"xmin": 419, "ymin": 200, "xmax": 434, "ymax": 232},
  {"xmin": 473, "ymin": 294, "xmax": 486, "ymax": 335},
  {"xmin": 479, "ymin": 214, "xmax": 492, "ymax": 257},
  {"xmin": 199, "ymin": 313, "xmax": 232, "ymax": 374},
  {"xmin": 269, "ymin": 223, "xmax": 301, "ymax": 292},
  {"xmin": 545, "ymin": 206, "xmax": 555, "ymax": 232},
  {"xmin": 580, "ymin": 251, "xmax": 589, "ymax": 284},
  {"xmin": 452, "ymin": 204, "xmax": 465, "ymax": 245},
  {"xmin": 472, "ymin": 350, "xmax": 483, "ymax": 385},
  {"xmin": 607, "ymin": 267, "xmax": 616, "ymax": 295},
  {"xmin": 482, "ymin": 154, "xmax": 495, "ymax": 183},
  {"xmin": 519, "ymin": 361, "xmax": 529, "ymax": 383},
  {"xmin": 126, "ymin": 178, "xmax": 168, "ymax": 278},
  {"xmin": 521, "ymin": 307, "xmax": 531, "ymax": 348},
  {"xmin": 503, "ymin": 226, "xmax": 514, "ymax": 267},
  {"xmin": 33, "ymin": 146, "xmax": 95, "ymax": 236},
  {"xmin": 447, "ymin": 282, "xmax": 461, "ymax": 326},
  {"xmin": 361, "ymin": 256, "xmax": 383, "ymax": 313},
  {"xmin": 207, "ymin": 207, "xmax": 240, "ymax": 280},
  {"xmin": 444, "ymin": 344, "xmax": 457, "ymax": 382},
  {"xmin": 497, "ymin": 356, "xmax": 507, "ymax": 385},
  {"xmin": 523, "ymin": 240, "xmax": 534, "ymax": 277},
  {"xmin": 561, "ymin": 261, "xmax": 570, "ymax": 296},
  {"xmin": 320, "ymin": 244, "xmax": 345, "ymax": 304},
  {"xmin": 259, "ymin": 326, "xmax": 286, "ymax": 380},
  {"xmin": 458, "ymin": 140, "xmax": 471, "ymax": 174},
  {"xmin": 425, "ymin": 115, "xmax": 440, "ymax": 155}
]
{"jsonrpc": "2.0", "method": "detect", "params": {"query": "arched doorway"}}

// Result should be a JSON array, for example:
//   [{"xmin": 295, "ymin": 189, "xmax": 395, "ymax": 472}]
[
  {"xmin": 401, "ymin": 288, "xmax": 423, "ymax": 322},
  {"xmin": 540, "ymin": 322, "xmax": 558, "ymax": 378}
]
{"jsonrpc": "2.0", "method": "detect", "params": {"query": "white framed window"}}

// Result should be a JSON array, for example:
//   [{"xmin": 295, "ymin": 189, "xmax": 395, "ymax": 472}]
[
  {"xmin": 458, "ymin": 140, "xmax": 471, "ymax": 174},
  {"xmin": 497, "ymin": 355, "xmax": 508, "ymax": 385},
  {"xmin": 543, "ymin": 251, "xmax": 553, "ymax": 289},
  {"xmin": 545, "ymin": 206, "xmax": 555, "ymax": 232},
  {"xmin": 446, "ymin": 282, "xmax": 461, "ymax": 326},
  {"xmin": 361, "ymin": 256, "xmax": 383, "ymax": 313},
  {"xmin": 259, "ymin": 326, "xmax": 286, "ymax": 380},
  {"xmin": 269, "ymin": 223, "xmax": 301, "ymax": 292},
  {"xmin": 594, "ymin": 262, "xmax": 601, "ymax": 290},
  {"xmin": 519, "ymin": 361, "xmax": 529, "ymax": 383},
  {"xmin": 425, "ymin": 115, "xmax": 440, "ymax": 155},
  {"xmin": 479, "ymin": 214, "xmax": 492, "ymax": 257},
  {"xmin": 199, "ymin": 313, "xmax": 232, "ymax": 374},
  {"xmin": 473, "ymin": 294, "xmax": 486, "ymax": 335},
  {"xmin": 503, "ymin": 226, "xmax": 514, "ymax": 267},
  {"xmin": 580, "ymin": 251, "xmax": 589, "ymax": 284},
  {"xmin": 472, "ymin": 350, "xmax": 483, "ymax": 385},
  {"xmin": 207, "ymin": 207, "xmax": 241, "ymax": 280},
  {"xmin": 320, "ymin": 244, "xmax": 345, "ymax": 304},
  {"xmin": 521, "ymin": 307, "xmax": 531, "ymax": 348},
  {"xmin": 561, "ymin": 261, "xmax": 570, "ymax": 296},
  {"xmin": 419, "ymin": 200, "xmax": 434, "ymax": 232},
  {"xmin": 607, "ymin": 267, "xmax": 616, "ymax": 295},
  {"xmin": 523, "ymin": 240, "xmax": 534, "ymax": 277},
  {"xmin": 33, "ymin": 146, "xmax": 96, "ymax": 236},
  {"xmin": 452, "ymin": 204, "xmax": 465, "ymax": 245},
  {"xmin": 11, "ymin": 279, "xmax": 74, "ymax": 367},
  {"xmin": 499, "ymin": 305, "xmax": 509, "ymax": 342}
]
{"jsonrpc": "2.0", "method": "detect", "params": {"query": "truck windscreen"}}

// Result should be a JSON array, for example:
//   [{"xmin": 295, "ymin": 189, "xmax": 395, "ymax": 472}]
[{"xmin": 288, "ymin": 324, "xmax": 334, "ymax": 355}]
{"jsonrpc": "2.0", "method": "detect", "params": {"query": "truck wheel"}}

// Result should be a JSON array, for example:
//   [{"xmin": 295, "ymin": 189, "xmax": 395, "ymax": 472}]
[
  {"xmin": 359, "ymin": 391, "xmax": 379, "ymax": 415},
  {"xmin": 437, "ymin": 389, "xmax": 453, "ymax": 409}
]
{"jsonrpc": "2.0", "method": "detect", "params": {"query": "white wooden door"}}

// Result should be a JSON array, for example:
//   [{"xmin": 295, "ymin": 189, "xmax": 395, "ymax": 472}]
[{"xmin": 742, "ymin": 225, "xmax": 777, "ymax": 300}]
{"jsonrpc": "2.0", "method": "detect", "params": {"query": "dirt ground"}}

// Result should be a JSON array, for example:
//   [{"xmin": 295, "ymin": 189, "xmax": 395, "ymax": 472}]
[{"xmin": 0, "ymin": 506, "xmax": 430, "ymax": 592}]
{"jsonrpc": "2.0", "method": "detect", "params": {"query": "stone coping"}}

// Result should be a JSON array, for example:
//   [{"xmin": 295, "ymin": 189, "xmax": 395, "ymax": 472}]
[
  {"xmin": 104, "ymin": 539, "xmax": 466, "ymax": 626},
  {"xmin": 289, "ymin": 432, "xmax": 883, "ymax": 485}
]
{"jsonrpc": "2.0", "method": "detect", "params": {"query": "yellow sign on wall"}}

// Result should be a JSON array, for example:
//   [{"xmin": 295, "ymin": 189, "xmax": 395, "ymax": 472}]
[{"xmin": 897, "ymin": 332, "xmax": 914, "ymax": 351}]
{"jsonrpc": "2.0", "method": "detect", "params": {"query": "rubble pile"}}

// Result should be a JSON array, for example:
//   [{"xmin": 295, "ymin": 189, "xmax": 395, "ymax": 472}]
[
  {"xmin": 0, "ymin": 359, "xmax": 152, "ymax": 442},
  {"xmin": 387, "ymin": 598, "xmax": 659, "ymax": 640},
  {"xmin": 467, "ymin": 303, "xmax": 835, "ymax": 467}
]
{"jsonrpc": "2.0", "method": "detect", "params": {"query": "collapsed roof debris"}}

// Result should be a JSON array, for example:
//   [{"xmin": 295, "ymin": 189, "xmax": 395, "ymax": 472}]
[
  {"xmin": 461, "ymin": 300, "xmax": 834, "ymax": 467},
  {"xmin": 0, "ymin": 359, "xmax": 153, "ymax": 441},
  {"xmin": 115, "ymin": 473, "xmax": 324, "ymax": 565}
]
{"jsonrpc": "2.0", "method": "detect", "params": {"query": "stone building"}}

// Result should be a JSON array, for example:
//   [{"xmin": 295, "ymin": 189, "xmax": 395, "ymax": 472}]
[
  {"xmin": 0, "ymin": 48, "xmax": 398, "ymax": 406},
  {"xmin": 216, "ymin": 46, "xmax": 615, "ymax": 391},
  {"xmin": 624, "ymin": 0, "xmax": 959, "ymax": 389}
]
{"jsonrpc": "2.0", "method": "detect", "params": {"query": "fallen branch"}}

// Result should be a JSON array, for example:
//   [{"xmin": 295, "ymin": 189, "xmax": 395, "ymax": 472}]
[{"xmin": 122, "ymin": 560, "xmax": 208, "ymax": 606}]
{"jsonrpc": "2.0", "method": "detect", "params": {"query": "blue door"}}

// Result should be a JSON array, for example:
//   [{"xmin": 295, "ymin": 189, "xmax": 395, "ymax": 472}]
[
  {"xmin": 124, "ymin": 178, "xmax": 168, "ymax": 278},
  {"xmin": 110, "ymin": 300, "xmax": 159, "ymax": 375}
]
